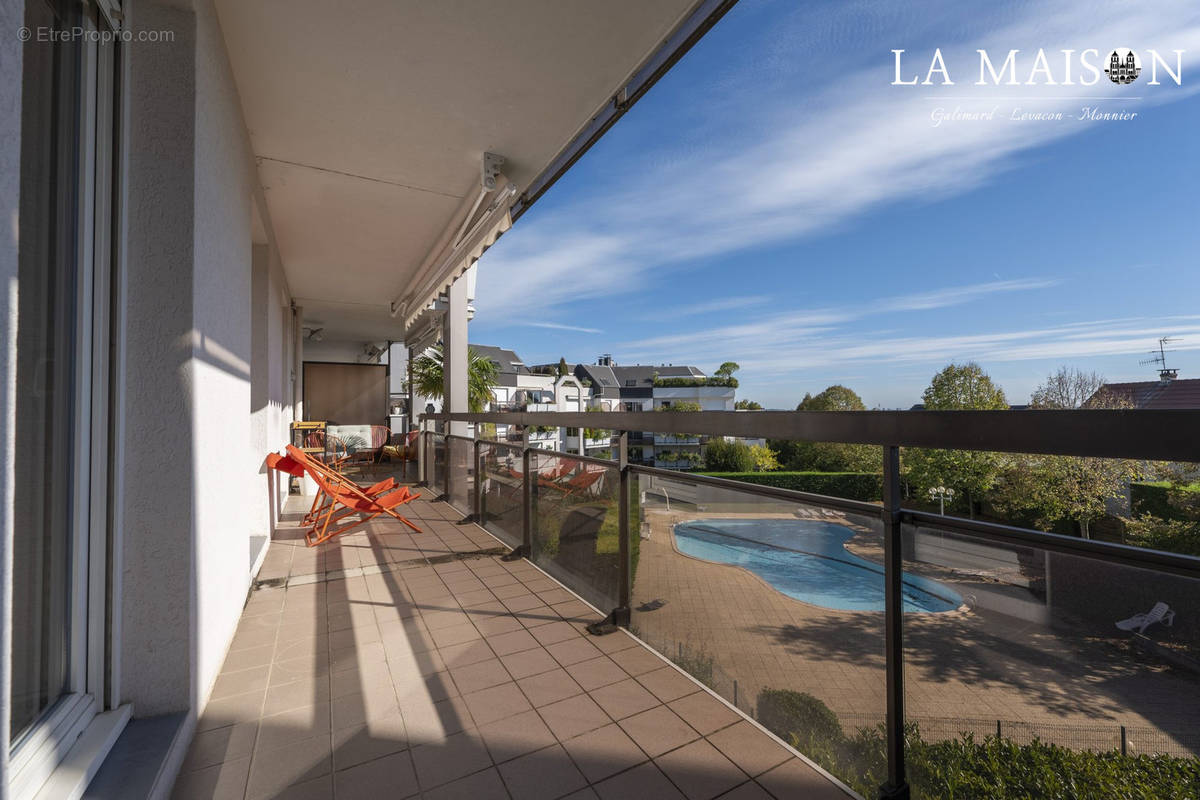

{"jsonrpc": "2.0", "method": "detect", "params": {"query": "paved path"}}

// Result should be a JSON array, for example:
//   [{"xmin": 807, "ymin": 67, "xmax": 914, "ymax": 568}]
[{"xmin": 631, "ymin": 507, "xmax": 1200, "ymax": 759}]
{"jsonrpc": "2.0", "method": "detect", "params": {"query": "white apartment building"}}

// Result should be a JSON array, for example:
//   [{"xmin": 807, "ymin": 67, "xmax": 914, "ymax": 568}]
[
  {"xmin": 473, "ymin": 346, "xmax": 588, "ymax": 452},
  {"xmin": 571, "ymin": 358, "xmax": 736, "ymax": 468}
]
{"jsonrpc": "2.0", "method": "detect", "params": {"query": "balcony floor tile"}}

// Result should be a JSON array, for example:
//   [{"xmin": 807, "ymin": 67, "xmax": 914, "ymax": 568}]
[{"xmin": 172, "ymin": 490, "xmax": 852, "ymax": 800}]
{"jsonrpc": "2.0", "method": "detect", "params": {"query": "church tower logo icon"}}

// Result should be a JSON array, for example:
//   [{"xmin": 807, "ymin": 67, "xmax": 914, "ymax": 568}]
[{"xmin": 1105, "ymin": 48, "xmax": 1141, "ymax": 84}]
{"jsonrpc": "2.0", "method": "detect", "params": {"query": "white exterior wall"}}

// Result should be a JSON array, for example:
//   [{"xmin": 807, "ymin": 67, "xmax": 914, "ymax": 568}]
[
  {"xmin": 250, "ymin": 244, "xmax": 294, "ymax": 565},
  {"xmin": 191, "ymin": 0, "xmax": 259, "ymax": 722},
  {"xmin": 121, "ymin": 0, "xmax": 292, "ymax": 741},
  {"xmin": 303, "ymin": 338, "xmax": 379, "ymax": 364},
  {"xmin": 652, "ymin": 385, "xmax": 736, "ymax": 410},
  {"xmin": 120, "ymin": 0, "xmax": 200, "ymax": 718}
]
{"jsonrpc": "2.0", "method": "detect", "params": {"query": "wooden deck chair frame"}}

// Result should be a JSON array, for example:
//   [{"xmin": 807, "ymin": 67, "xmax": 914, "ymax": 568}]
[
  {"xmin": 267, "ymin": 452, "xmax": 400, "ymax": 526},
  {"xmin": 287, "ymin": 445, "xmax": 422, "ymax": 546}
]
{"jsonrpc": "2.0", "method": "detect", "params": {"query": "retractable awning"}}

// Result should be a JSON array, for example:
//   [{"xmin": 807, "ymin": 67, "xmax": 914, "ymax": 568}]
[
  {"xmin": 395, "ymin": 182, "xmax": 516, "ymax": 336},
  {"xmin": 213, "ymin": 0, "xmax": 736, "ymax": 345}
]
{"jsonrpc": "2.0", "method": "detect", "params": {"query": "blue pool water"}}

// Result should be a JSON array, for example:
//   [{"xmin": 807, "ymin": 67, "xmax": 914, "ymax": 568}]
[{"xmin": 673, "ymin": 519, "xmax": 962, "ymax": 613}]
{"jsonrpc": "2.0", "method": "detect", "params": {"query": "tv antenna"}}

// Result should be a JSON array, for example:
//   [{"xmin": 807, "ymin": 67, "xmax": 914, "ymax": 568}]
[{"xmin": 1140, "ymin": 336, "xmax": 1180, "ymax": 380}]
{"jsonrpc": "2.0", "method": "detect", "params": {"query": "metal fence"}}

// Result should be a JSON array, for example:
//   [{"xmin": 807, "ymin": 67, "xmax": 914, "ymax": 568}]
[{"xmin": 836, "ymin": 713, "xmax": 1200, "ymax": 759}]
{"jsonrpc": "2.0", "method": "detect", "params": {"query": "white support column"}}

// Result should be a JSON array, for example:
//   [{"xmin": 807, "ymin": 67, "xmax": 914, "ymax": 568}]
[
  {"xmin": 292, "ymin": 304, "xmax": 304, "ymax": 420},
  {"xmin": 407, "ymin": 346, "xmax": 417, "ymax": 433},
  {"xmin": 442, "ymin": 276, "xmax": 469, "ymax": 437}
]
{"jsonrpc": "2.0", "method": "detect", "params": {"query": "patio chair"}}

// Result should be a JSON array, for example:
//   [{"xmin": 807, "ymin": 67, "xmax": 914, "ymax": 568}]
[
  {"xmin": 1115, "ymin": 601, "xmax": 1176, "ymax": 634},
  {"xmin": 381, "ymin": 429, "xmax": 421, "ymax": 478},
  {"xmin": 286, "ymin": 445, "xmax": 422, "ymax": 546},
  {"xmin": 267, "ymin": 451, "xmax": 400, "ymax": 526},
  {"xmin": 541, "ymin": 467, "xmax": 606, "ymax": 501},
  {"xmin": 303, "ymin": 429, "xmax": 351, "ymax": 470},
  {"xmin": 338, "ymin": 424, "xmax": 392, "ymax": 475}
]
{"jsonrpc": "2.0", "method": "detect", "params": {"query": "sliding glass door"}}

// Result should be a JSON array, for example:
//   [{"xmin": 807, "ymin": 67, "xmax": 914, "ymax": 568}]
[{"xmin": 11, "ymin": 0, "xmax": 122, "ymax": 789}]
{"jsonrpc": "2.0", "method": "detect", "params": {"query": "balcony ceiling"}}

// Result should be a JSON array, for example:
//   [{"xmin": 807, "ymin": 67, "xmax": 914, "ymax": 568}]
[{"xmin": 215, "ymin": 0, "xmax": 704, "ymax": 343}]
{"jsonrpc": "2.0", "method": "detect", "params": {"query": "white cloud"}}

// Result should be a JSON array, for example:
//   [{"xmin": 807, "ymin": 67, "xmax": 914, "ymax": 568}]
[
  {"xmin": 519, "ymin": 321, "xmax": 604, "ymax": 334},
  {"xmin": 666, "ymin": 296, "xmax": 770, "ymax": 317},
  {"xmin": 475, "ymin": 0, "xmax": 1200, "ymax": 320},
  {"xmin": 621, "ymin": 278, "xmax": 1060, "ymax": 356},
  {"xmin": 470, "ymin": 0, "xmax": 1200, "ymax": 406}
]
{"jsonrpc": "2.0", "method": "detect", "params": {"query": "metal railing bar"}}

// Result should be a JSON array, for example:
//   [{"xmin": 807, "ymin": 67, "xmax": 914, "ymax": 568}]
[
  {"xmin": 474, "ymin": 436, "xmax": 620, "ymax": 468},
  {"xmin": 902, "ymin": 510, "xmax": 1200, "ymax": 580},
  {"xmin": 630, "ymin": 464, "xmax": 880, "ymax": 517},
  {"xmin": 430, "ymin": 424, "xmax": 1200, "ymax": 578},
  {"xmin": 422, "ymin": 410, "xmax": 1200, "ymax": 462},
  {"xmin": 477, "ymin": 439, "xmax": 524, "ymax": 453},
  {"xmin": 881, "ymin": 446, "xmax": 908, "ymax": 799}
]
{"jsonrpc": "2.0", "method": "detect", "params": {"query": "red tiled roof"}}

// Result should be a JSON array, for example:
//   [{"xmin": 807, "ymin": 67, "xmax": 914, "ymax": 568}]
[{"xmin": 1100, "ymin": 379, "xmax": 1200, "ymax": 409}]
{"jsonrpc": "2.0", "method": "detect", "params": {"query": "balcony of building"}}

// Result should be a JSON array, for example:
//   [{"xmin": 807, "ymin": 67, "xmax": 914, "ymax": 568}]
[
  {"xmin": 402, "ymin": 409, "xmax": 1200, "ymax": 799},
  {"xmin": 172, "ymin": 488, "xmax": 850, "ymax": 799}
]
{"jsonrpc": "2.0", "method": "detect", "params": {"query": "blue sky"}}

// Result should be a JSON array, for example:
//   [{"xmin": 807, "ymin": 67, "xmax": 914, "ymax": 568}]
[{"xmin": 471, "ymin": 0, "xmax": 1200, "ymax": 409}]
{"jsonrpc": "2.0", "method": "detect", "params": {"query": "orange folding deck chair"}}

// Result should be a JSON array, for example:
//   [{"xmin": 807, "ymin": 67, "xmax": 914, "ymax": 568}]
[
  {"xmin": 286, "ymin": 445, "xmax": 422, "ymax": 546},
  {"xmin": 541, "ymin": 467, "xmax": 605, "ymax": 500},
  {"xmin": 266, "ymin": 452, "xmax": 401, "ymax": 526}
]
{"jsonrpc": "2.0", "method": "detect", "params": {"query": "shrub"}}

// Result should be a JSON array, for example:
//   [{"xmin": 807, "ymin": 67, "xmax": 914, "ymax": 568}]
[
  {"xmin": 756, "ymin": 690, "xmax": 1200, "ymax": 799},
  {"xmin": 672, "ymin": 642, "xmax": 715, "ymax": 688},
  {"xmin": 1125, "ymin": 515, "xmax": 1200, "ymax": 557},
  {"xmin": 757, "ymin": 689, "xmax": 844, "ymax": 752},
  {"xmin": 653, "ymin": 376, "xmax": 738, "ymax": 388},
  {"xmin": 699, "ymin": 471, "xmax": 883, "ymax": 502},
  {"xmin": 703, "ymin": 439, "xmax": 756, "ymax": 472},
  {"xmin": 1132, "ymin": 481, "xmax": 1200, "ymax": 521}
]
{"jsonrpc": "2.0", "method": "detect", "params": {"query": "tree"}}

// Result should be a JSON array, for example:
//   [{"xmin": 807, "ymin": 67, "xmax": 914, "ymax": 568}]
[
  {"xmin": 735, "ymin": 399, "xmax": 763, "ymax": 410},
  {"xmin": 994, "ymin": 369, "xmax": 1138, "ymax": 538},
  {"xmin": 714, "ymin": 362, "xmax": 740, "ymax": 379},
  {"xmin": 904, "ymin": 363, "xmax": 1007, "ymax": 518},
  {"xmin": 749, "ymin": 444, "xmax": 780, "ymax": 472},
  {"xmin": 557, "ymin": 357, "xmax": 570, "ymax": 378},
  {"xmin": 994, "ymin": 450, "xmax": 1140, "ymax": 538},
  {"xmin": 1030, "ymin": 366, "xmax": 1106, "ymax": 409},
  {"xmin": 799, "ymin": 385, "xmax": 866, "ymax": 412},
  {"xmin": 770, "ymin": 385, "xmax": 876, "ymax": 472},
  {"xmin": 410, "ymin": 344, "xmax": 499, "ymax": 413},
  {"xmin": 921, "ymin": 362, "xmax": 1007, "ymax": 410}
]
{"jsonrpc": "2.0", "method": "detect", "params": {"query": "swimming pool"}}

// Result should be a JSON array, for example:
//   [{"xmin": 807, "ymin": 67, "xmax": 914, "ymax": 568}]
[{"xmin": 672, "ymin": 518, "xmax": 962, "ymax": 613}]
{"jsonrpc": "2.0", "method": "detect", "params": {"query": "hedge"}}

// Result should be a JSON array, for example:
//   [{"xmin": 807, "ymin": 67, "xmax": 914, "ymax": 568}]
[
  {"xmin": 698, "ymin": 471, "xmax": 882, "ymax": 502},
  {"xmin": 757, "ymin": 689, "xmax": 1200, "ymax": 800},
  {"xmin": 653, "ymin": 376, "xmax": 738, "ymax": 388},
  {"xmin": 1131, "ymin": 481, "xmax": 1200, "ymax": 522}
]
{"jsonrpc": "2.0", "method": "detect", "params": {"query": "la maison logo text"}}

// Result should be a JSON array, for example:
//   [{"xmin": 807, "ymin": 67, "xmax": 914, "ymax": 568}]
[{"xmin": 891, "ymin": 48, "xmax": 1183, "ymax": 86}]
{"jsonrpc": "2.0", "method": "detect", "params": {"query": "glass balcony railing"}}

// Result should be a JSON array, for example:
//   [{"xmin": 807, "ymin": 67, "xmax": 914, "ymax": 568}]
[
  {"xmin": 478, "ymin": 439, "xmax": 525, "ymax": 550},
  {"xmin": 418, "ymin": 409, "xmax": 1200, "ymax": 800}
]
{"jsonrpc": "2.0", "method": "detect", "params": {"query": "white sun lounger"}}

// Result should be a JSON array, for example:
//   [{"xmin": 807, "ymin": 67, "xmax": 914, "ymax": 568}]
[{"xmin": 1115, "ymin": 601, "xmax": 1176, "ymax": 634}]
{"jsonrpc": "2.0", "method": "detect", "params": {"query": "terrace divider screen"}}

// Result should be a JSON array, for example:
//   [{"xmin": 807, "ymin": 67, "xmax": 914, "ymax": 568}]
[
  {"xmin": 630, "ymin": 469, "xmax": 887, "ymax": 793},
  {"xmin": 446, "ymin": 436, "xmax": 474, "ymax": 516},
  {"xmin": 529, "ymin": 451, "xmax": 622, "ymax": 614},
  {"xmin": 478, "ymin": 441, "xmax": 525, "ymax": 550},
  {"xmin": 901, "ymin": 519, "xmax": 1200, "ymax": 767}
]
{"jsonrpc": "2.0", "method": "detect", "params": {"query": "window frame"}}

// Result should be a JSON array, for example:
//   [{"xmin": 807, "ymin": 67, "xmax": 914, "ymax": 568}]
[{"xmin": 8, "ymin": 2, "xmax": 127, "ymax": 797}]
